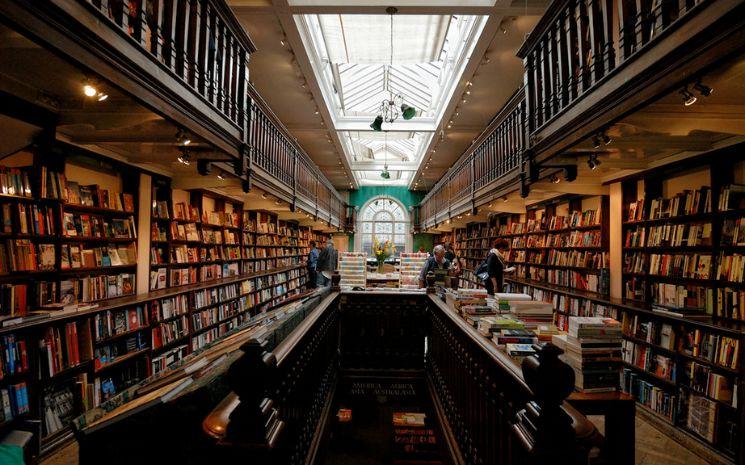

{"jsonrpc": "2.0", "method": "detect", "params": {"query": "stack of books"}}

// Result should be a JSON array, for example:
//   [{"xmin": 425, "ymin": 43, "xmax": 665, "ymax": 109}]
[
  {"xmin": 508, "ymin": 301, "xmax": 554, "ymax": 330},
  {"xmin": 554, "ymin": 316, "xmax": 623, "ymax": 392}
]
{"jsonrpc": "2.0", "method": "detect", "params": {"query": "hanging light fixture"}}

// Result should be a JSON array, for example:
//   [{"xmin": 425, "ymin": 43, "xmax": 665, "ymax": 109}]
[
  {"xmin": 369, "ymin": 7, "xmax": 416, "ymax": 131},
  {"xmin": 177, "ymin": 148, "xmax": 191, "ymax": 165},
  {"xmin": 380, "ymin": 131, "xmax": 391, "ymax": 179}
]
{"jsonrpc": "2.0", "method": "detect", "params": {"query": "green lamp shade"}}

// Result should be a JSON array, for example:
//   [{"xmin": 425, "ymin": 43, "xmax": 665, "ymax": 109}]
[
  {"xmin": 370, "ymin": 115, "xmax": 383, "ymax": 131},
  {"xmin": 380, "ymin": 170, "xmax": 391, "ymax": 179},
  {"xmin": 401, "ymin": 104, "xmax": 416, "ymax": 120}
]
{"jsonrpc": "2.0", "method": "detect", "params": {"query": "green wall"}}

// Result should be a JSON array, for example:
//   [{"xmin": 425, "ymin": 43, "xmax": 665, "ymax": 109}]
[{"xmin": 346, "ymin": 187, "xmax": 434, "ymax": 252}]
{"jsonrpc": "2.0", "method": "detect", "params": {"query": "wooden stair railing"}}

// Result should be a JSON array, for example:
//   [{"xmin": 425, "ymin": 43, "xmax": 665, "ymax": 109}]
[
  {"xmin": 426, "ymin": 295, "xmax": 604, "ymax": 465},
  {"xmin": 203, "ymin": 291, "xmax": 341, "ymax": 465},
  {"xmin": 205, "ymin": 291, "xmax": 606, "ymax": 465}
]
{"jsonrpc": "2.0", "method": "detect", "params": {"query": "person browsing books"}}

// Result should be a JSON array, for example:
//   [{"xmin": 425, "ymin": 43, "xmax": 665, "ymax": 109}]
[
  {"xmin": 476, "ymin": 238, "xmax": 515, "ymax": 295},
  {"xmin": 316, "ymin": 239, "xmax": 338, "ymax": 286},
  {"xmin": 307, "ymin": 241, "xmax": 319, "ymax": 289},
  {"xmin": 418, "ymin": 244, "xmax": 451, "ymax": 288}
]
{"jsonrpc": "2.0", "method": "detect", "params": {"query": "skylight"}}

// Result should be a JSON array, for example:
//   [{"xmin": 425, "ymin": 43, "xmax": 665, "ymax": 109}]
[{"xmin": 295, "ymin": 12, "xmax": 487, "ymax": 186}]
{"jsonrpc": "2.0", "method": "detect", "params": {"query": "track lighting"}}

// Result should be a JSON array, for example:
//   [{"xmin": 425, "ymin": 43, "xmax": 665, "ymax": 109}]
[
  {"xmin": 97, "ymin": 92, "xmax": 109, "ymax": 101},
  {"xmin": 503, "ymin": 196, "xmax": 509, "ymax": 202},
  {"xmin": 587, "ymin": 153, "xmax": 601, "ymax": 170},
  {"xmin": 601, "ymin": 133, "xmax": 611, "ymax": 145},
  {"xmin": 217, "ymin": 170, "xmax": 225, "ymax": 180},
  {"xmin": 197, "ymin": 159, "xmax": 211, "ymax": 176},
  {"xmin": 176, "ymin": 129, "xmax": 191, "ymax": 146},
  {"xmin": 446, "ymin": 218, "xmax": 451, "ymax": 224},
  {"xmin": 693, "ymin": 81, "xmax": 713, "ymax": 97},
  {"xmin": 680, "ymin": 87, "xmax": 697, "ymax": 106},
  {"xmin": 83, "ymin": 81, "xmax": 97, "ymax": 97},
  {"xmin": 551, "ymin": 174, "xmax": 561, "ymax": 184},
  {"xmin": 261, "ymin": 192, "xmax": 268, "ymax": 200},
  {"xmin": 177, "ymin": 150, "xmax": 191, "ymax": 165}
]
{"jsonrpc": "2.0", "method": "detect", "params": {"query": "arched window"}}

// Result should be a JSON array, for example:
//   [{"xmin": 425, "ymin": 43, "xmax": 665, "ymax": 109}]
[{"xmin": 358, "ymin": 197, "xmax": 409, "ymax": 256}]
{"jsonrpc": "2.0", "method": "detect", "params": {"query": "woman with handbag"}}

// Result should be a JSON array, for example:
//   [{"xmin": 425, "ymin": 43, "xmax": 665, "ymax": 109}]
[{"xmin": 476, "ymin": 238, "xmax": 512, "ymax": 296}]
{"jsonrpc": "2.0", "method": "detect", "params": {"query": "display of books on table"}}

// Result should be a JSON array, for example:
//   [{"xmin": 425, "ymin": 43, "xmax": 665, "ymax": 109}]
[
  {"xmin": 398, "ymin": 252, "xmax": 429, "ymax": 289},
  {"xmin": 338, "ymin": 252, "xmax": 367, "ymax": 288}
]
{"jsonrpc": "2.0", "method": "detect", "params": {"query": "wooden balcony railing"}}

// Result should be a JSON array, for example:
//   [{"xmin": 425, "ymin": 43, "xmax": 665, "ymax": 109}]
[
  {"xmin": 420, "ymin": 91, "xmax": 526, "ymax": 228},
  {"xmin": 517, "ymin": 0, "xmax": 710, "ymax": 135},
  {"xmin": 81, "ymin": 0, "xmax": 252, "ymax": 133},
  {"xmin": 3, "ymin": 0, "xmax": 346, "ymax": 228},
  {"xmin": 247, "ymin": 85, "xmax": 345, "ymax": 228}
]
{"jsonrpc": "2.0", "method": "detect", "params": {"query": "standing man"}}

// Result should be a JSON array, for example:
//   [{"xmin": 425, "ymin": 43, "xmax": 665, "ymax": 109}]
[
  {"xmin": 307, "ymin": 240, "xmax": 319, "ymax": 289},
  {"xmin": 316, "ymin": 239, "xmax": 338, "ymax": 287},
  {"xmin": 418, "ymin": 245, "xmax": 451, "ymax": 288}
]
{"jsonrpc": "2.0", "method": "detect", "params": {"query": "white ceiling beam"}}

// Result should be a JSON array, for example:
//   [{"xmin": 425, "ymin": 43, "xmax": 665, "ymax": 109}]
[{"xmin": 332, "ymin": 117, "xmax": 437, "ymax": 132}]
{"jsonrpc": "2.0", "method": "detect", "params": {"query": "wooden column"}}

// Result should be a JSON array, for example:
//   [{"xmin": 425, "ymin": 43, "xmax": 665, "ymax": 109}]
[{"xmin": 136, "ymin": 173, "xmax": 153, "ymax": 294}]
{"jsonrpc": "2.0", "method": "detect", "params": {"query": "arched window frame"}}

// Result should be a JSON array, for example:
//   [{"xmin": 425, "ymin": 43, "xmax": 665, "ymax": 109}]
[{"xmin": 355, "ymin": 196, "xmax": 411, "ymax": 256}]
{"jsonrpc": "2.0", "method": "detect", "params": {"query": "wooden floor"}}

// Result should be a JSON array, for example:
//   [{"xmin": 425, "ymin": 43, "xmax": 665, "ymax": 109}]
[{"xmin": 40, "ymin": 414, "xmax": 723, "ymax": 465}]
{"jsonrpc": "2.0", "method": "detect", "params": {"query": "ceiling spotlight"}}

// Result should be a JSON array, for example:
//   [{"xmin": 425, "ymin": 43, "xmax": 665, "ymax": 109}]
[
  {"xmin": 82, "ymin": 79, "xmax": 97, "ymax": 97},
  {"xmin": 502, "ymin": 196, "xmax": 509, "ymax": 202},
  {"xmin": 446, "ymin": 218, "xmax": 451, "ymax": 224},
  {"xmin": 462, "ymin": 98, "xmax": 468, "ymax": 104},
  {"xmin": 97, "ymin": 92, "xmax": 109, "ymax": 101},
  {"xmin": 500, "ymin": 26, "xmax": 507, "ymax": 35},
  {"xmin": 176, "ymin": 129, "xmax": 191, "ymax": 146},
  {"xmin": 602, "ymin": 133, "xmax": 612, "ymax": 145},
  {"xmin": 261, "ymin": 192, "xmax": 268, "ymax": 200},
  {"xmin": 482, "ymin": 55, "xmax": 491, "ymax": 65},
  {"xmin": 275, "ymin": 199, "xmax": 281, "ymax": 206},
  {"xmin": 280, "ymin": 38, "xmax": 287, "ymax": 47},
  {"xmin": 693, "ymin": 81, "xmax": 713, "ymax": 97},
  {"xmin": 592, "ymin": 134, "xmax": 602, "ymax": 149},
  {"xmin": 587, "ymin": 153, "xmax": 601, "ymax": 170},
  {"xmin": 177, "ymin": 150, "xmax": 191, "ymax": 165},
  {"xmin": 217, "ymin": 171, "xmax": 225, "ymax": 180},
  {"xmin": 314, "ymin": 109, "xmax": 320, "ymax": 115},
  {"xmin": 680, "ymin": 87, "xmax": 697, "ymax": 106},
  {"xmin": 466, "ymin": 89, "xmax": 471, "ymax": 95},
  {"xmin": 550, "ymin": 174, "xmax": 561, "ymax": 184}
]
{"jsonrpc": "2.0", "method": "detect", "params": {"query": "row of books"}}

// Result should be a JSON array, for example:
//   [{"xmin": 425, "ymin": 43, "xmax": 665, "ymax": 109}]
[
  {"xmin": 63, "ymin": 213, "xmax": 136, "ymax": 239},
  {"xmin": 622, "ymin": 314, "xmax": 676, "ymax": 350},
  {"xmin": 1, "ymin": 203, "xmax": 56, "ymax": 236},
  {"xmin": 93, "ymin": 332, "xmax": 148, "ymax": 370},
  {"xmin": 0, "ymin": 334, "xmax": 29, "ymax": 378},
  {"xmin": 151, "ymin": 295, "xmax": 189, "ymax": 322},
  {"xmin": 627, "ymin": 186, "xmax": 712, "ymax": 222},
  {"xmin": 151, "ymin": 315, "xmax": 189, "ymax": 350},
  {"xmin": 624, "ymin": 223, "xmax": 713, "ymax": 248},
  {"xmin": 685, "ymin": 361, "xmax": 735, "ymax": 405},
  {"xmin": 59, "ymin": 273, "xmax": 135, "ymax": 303},
  {"xmin": 718, "ymin": 184, "xmax": 745, "ymax": 211},
  {"xmin": 722, "ymin": 217, "xmax": 745, "ymax": 246},
  {"xmin": 546, "ymin": 210, "xmax": 600, "ymax": 230},
  {"xmin": 41, "ymin": 322, "xmax": 93, "ymax": 376},
  {"xmin": 65, "ymin": 182, "xmax": 134, "ymax": 212},
  {"xmin": 93, "ymin": 306, "xmax": 148, "ymax": 341},
  {"xmin": 622, "ymin": 339, "xmax": 677, "ymax": 381},
  {"xmin": 622, "ymin": 368, "xmax": 676, "ymax": 421},
  {"xmin": 543, "ymin": 230, "xmax": 602, "ymax": 248},
  {"xmin": 0, "ymin": 167, "xmax": 32, "ymax": 198},
  {"xmin": 683, "ymin": 329, "xmax": 739, "ymax": 369},
  {"xmin": 0, "ymin": 240, "xmax": 55, "ymax": 272},
  {"xmin": 0, "ymin": 382, "xmax": 30, "ymax": 423},
  {"xmin": 544, "ymin": 250, "xmax": 607, "ymax": 269}
]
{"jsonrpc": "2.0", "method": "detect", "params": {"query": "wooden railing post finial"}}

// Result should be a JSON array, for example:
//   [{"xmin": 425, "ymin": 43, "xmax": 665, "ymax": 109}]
[
  {"xmin": 512, "ymin": 342, "xmax": 586, "ymax": 465},
  {"xmin": 224, "ymin": 339, "xmax": 284, "ymax": 447}
]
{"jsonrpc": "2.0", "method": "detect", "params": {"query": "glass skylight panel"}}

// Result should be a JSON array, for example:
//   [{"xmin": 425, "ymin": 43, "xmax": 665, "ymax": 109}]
[{"xmin": 295, "ymin": 11, "xmax": 487, "ymax": 185}]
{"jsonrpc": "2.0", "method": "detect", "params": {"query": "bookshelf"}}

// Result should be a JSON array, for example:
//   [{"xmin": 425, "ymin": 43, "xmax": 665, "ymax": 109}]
[{"xmin": 0, "ymin": 144, "xmax": 325, "ymax": 456}]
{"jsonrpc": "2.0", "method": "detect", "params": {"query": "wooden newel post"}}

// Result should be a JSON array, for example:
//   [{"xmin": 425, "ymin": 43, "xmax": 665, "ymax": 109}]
[
  {"xmin": 512, "ymin": 342, "xmax": 587, "ymax": 465},
  {"xmin": 224, "ymin": 339, "xmax": 285, "ymax": 448}
]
